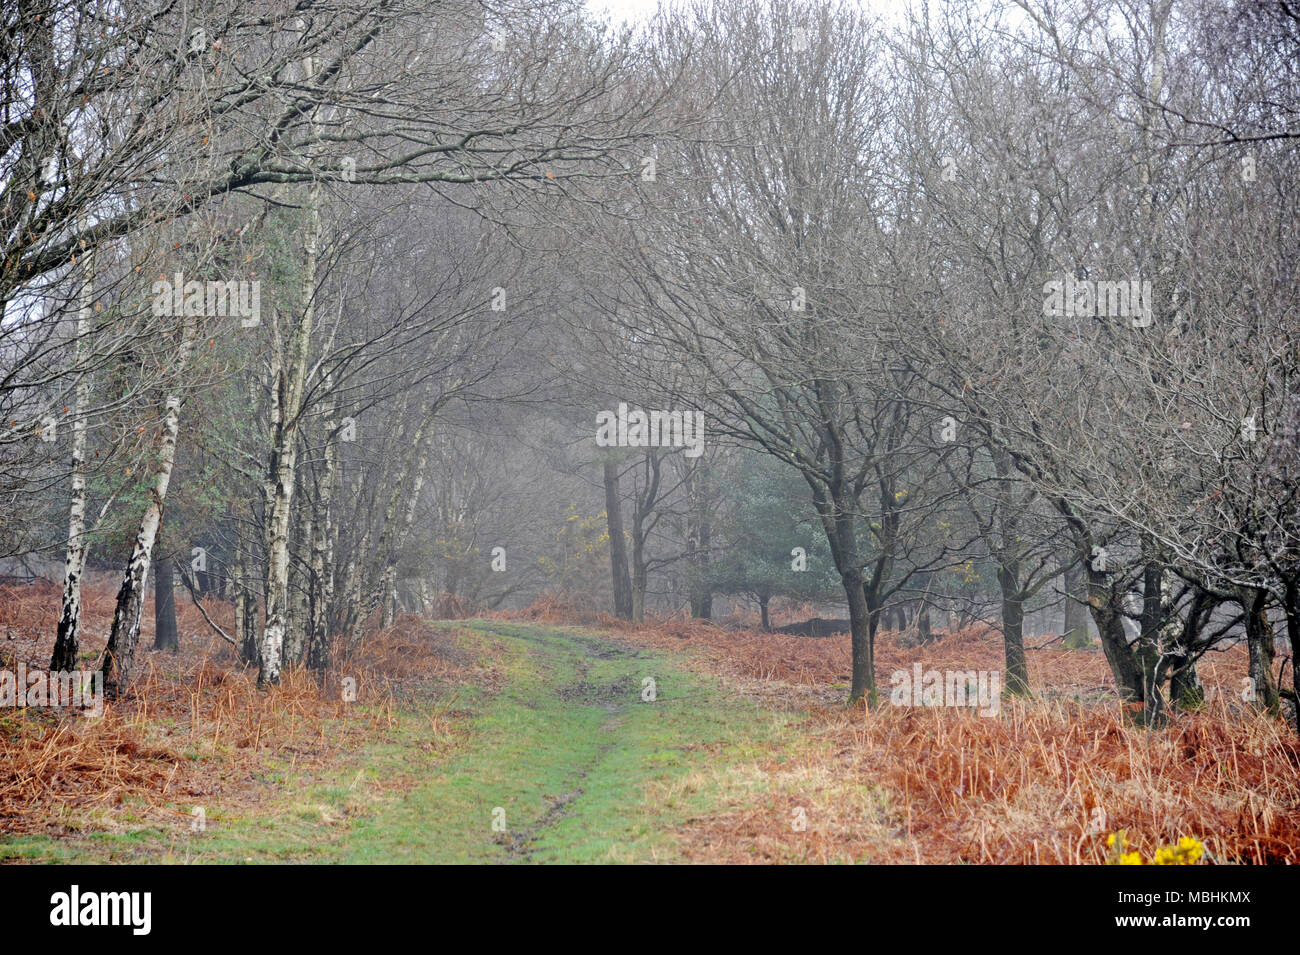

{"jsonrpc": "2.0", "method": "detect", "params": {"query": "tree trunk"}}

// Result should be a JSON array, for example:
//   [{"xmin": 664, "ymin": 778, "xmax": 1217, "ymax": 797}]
[
  {"xmin": 1140, "ymin": 560, "xmax": 1162, "ymax": 647},
  {"xmin": 101, "ymin": 320, "xmax": 196, "ymax": 699},
  {"xmin": 234, "ymin": 528, "xmax": 260, "ymax": 665},
  {"xmin": 811, "ymin": 474, "xmax": 874, "ymax": 704},
  {"xmin": 1283, "ymin": 580, "xmax": 1300, "ymax": 734},
  {"xmin": 846, "ymin": 571, "xmax": 875, "ymax": 704},
  {"xmin": 284, "ymin": 494, "xmax": 310, "ymax": 666},
  {"xmin": 1086, "ymin": 559, "xmax": 1144, "ymax": 705},
  {"xmin": 260, "ymin": 178, "xmax": 321, "ymax": 687},
  {"xmin": 379, "ymin": 417, "xmax": 433, "ymax": 630},
  {"xmin": 631, "ymin": 532, "xmax": 647, "ymax": 622},
  {"xmin": 997, "ymin": 562, "xmax": 1030, "ymax": 695},
  {"xmin": 339, "ymin": 529, "xmax": 369, "ymax": 648},
  {"xmin": 914, "ymin": 570, "xmax": 934, "ymax": 643},
  {"xmin": 380, "ymin": 571, "xmax": 398, "ymax": 628},
  {"xmin": 1170, "ymin": 659, "xmax": 1205, "ymax": 710},
  {"xmin": 1244, "ymin": 587, "xmax": 1281, "ymax": 715},
  {"xmin": 603, "ymin": 460, "xmax": 633, "ymax": 618},
  {"xmin": 1168, "ymin": 588, "xmax": 1209, "ymax": 711},
  {"xmin": 1062, "ymin": 561, "xmax": 1089, "ymax": 648},
  {"xmin": 352, "ymin": 407, "xmax": 435, "ymax": 644},
  {"xmin": 308, "ymin": 400, "xmax": 340, "ymax": 673},
  {"xmin": 686, "ymin": 461, "xmax": 713, "ymax": 619},
  {"xmin": 758, "ymin": 593, "xmax": 770, "ymax": 631},
  {"xmin": 260, "ymin": 409, "xmax": 295, "ymax": 686},
  {"xmin": 1139, "ymin": 558, "xmax": 1168, "ymax": 724},
  {"xmin": 152, "ymin": 540, "xmax": 178, "ymax": 652},
  {"xmin": 51, "ymin": 238, "xmax": 94, "ymax": 672},
  {"xmin": 989, "ymin": 448, "xmax": 1029, "ymax": 693},
  {"xmin": 626, "ymin": 451, "xmax": 661, "ymax": 624}
]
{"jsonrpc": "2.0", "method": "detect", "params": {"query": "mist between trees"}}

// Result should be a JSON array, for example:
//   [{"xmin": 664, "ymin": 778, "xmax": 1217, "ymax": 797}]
[{"xmin": 2, "ymin": 0, "xmax": 1297, "ymax": 733}]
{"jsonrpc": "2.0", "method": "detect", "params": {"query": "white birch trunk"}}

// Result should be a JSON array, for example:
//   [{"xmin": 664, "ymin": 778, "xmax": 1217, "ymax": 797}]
[
  {"xmin": 51, "ymin": 244, "xmax": 94, "ymax": 672},
  {"xmin": 307, "ymin": 397, "xmax": 339, "ymax": 670},
  {"xmin": 355, "ymin": 413, "xmax": 434, "ymax": 641},
  {"xmin": 287, "ymin": 507, "xmax": 311, "ymax": 664},
  {"xmin": 341, "ymin": 530, "xmax": 369, "ymax": 646},
  {"xmin": 380, "ymin": 431, "xmax": 432, "ymax": 628},
  {"xmin": 259, "ymin": 174, "xmax": 321, "ymax": 686},
  {"xmin": 258, "ymin": 29, "xmax": 323, "ymax": 686},
  {"xmin": 101, "ymin": 320, "xmax": 196, "ymax": 698}
]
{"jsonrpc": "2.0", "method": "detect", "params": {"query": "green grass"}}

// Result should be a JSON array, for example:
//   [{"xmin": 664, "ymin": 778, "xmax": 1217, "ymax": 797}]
[{"xmin": 1, "ymin": 620, "xmax": 798, "ymax": 864}]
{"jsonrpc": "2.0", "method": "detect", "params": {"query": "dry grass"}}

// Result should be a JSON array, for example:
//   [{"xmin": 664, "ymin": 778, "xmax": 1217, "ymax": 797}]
[
  {"xmin": 0, "ymin": 576, "xmax": 500, "ymax": 837},
  {"xmin": 5, "ymin": 578, "xmax": 1294, "ymax": 864},
  {"xmin": 813, "ymin": 697, "xmax": 1300, "ymax": 864},
  {"xmin": 497, "ymin": 595, "xmax": 1300, "ymax": 864}
]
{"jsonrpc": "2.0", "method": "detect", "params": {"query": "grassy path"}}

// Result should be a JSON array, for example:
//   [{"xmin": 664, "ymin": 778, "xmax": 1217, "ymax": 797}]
[
  {"xmin": 332, "ymin": 620, "xmax": 793, "ymax": 863},
  {"xmin": 2, "ymin": 620, "xmax": 803, "ymax": 864}
]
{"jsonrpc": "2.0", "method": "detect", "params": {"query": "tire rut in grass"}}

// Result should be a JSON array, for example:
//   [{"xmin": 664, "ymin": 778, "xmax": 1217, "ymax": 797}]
[
  {"xmin": 455, "ymin": 621, "xmax": 654, "ymax": 862},
  {"xmin": 497, "ymin": 782, "xmax": 586, "ymax": 862},
  {"xmin": 555, "ymin": 674, "xmax": 640, "ymax": 707}
]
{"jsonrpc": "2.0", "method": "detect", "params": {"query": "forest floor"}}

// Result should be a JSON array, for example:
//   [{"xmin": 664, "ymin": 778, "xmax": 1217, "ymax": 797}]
[
  {"xmin": 1, "ymin": 618, "xmax": 887, "ymax": 863},
  {"xmin": 3, "ymin": 594, "xmax": 1298, "ymax": 864}
]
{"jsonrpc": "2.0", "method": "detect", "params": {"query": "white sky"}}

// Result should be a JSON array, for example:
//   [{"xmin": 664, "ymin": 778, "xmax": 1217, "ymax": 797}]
[
  {"xmin": 585, "ymin": 0, "xmax": 916, "ymax": 28},
  {"xmin": 585, "ymin": 0, "xmax": 662, "ymax": 26}
]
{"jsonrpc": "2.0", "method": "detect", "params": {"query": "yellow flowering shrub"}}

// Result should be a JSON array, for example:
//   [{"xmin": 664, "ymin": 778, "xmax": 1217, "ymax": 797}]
[
  {"xmin": 1105, "ymin": 831, "xmax": 1205, "ymax": 865},
  {"xmin": 1152, "ymin": 837, "xmax": 1205, "ymax": 865}
]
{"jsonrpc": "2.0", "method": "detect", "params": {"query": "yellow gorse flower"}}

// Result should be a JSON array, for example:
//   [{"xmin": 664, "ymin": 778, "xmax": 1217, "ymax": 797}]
[
  {"xmin": 1105, "ymin": 831, "xmax": 1204, "ymax": 866},
  {"xmin": 1152, "ymin": 836, "xmax": 1205, "ymax": 866}
]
